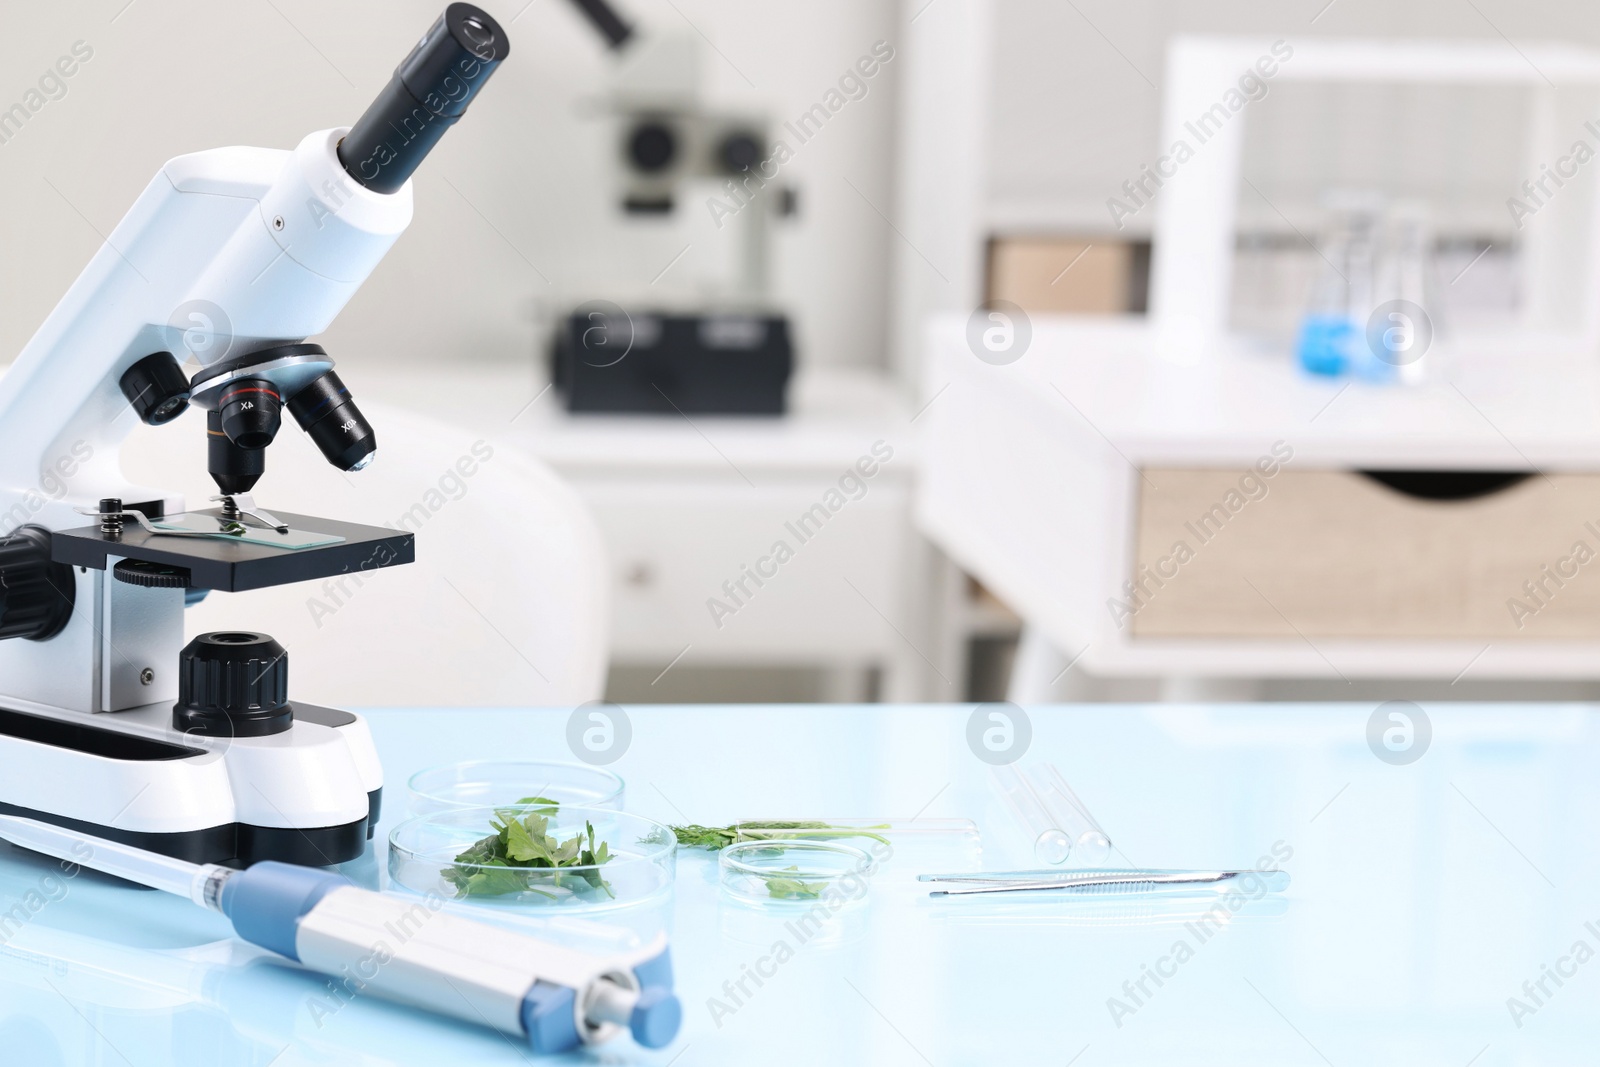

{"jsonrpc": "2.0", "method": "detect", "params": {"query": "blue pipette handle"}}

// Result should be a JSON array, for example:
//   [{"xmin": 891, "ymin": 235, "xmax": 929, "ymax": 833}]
[{"xmin": 219, "ymin": 862, "xmax": 680, "ymax": 1053}]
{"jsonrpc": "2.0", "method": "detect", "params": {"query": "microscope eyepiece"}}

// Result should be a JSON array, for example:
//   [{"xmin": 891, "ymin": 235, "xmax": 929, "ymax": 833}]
[
  {"xmin": 337, "ymin": 4, "xmax": 509, "ymax": 194},
  {"xmin": 286, "ymin": 371, "xmax": 377, "ymax": 473}
]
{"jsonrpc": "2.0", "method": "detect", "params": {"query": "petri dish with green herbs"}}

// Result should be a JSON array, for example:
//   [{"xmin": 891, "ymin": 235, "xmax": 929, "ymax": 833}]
[
  {"xmin": 718, "ymin": 839, "xmax": 880, "ymax": 908},
  {"xmin": 389, "ymin": 803, "xmax": 674, "ymax": 912}
]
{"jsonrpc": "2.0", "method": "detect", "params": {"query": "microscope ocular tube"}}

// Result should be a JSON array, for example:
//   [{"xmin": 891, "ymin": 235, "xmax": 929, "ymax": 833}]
[{"xmin": 338, "ymin": 3, "xmax": 509, "ymax": 194}]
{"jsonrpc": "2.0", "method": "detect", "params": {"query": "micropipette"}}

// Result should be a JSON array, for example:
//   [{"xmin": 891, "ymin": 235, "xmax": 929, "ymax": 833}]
[{"xmin": 0, "ymin": 815, "xmax": 681, "ymax": 1054}]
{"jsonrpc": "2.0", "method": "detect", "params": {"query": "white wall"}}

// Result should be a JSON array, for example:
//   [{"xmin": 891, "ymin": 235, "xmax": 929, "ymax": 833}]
[
  {"xmin": 986, "ymin": 0, "xmax": 1600, "ymax": 236},
  {"xmin": 0, "ymin": 0, "xmax": 900, "ymax": 375}
]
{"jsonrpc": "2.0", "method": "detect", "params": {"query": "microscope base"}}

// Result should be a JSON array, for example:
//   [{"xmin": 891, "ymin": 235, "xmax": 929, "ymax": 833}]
[{"xmin": 0, "ymin": 700, "xmax": 382, "ymax": 867}]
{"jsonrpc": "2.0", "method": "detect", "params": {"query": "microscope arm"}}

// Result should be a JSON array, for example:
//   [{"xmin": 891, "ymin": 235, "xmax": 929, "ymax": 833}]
[
  {"xmin": 0, "ymin": 134, "xmax": 411, "ymax": 529},
  {"xmin": 0, "ymin": 3, "xmax": 508, "ymax": 534},
  {"xmin": 0, "ymin": 5, "xmax": 508, "ymax": 720}
]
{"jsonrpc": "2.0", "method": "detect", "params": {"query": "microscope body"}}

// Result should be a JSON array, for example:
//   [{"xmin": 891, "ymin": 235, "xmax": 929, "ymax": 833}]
[
  {"xmin": 0, "ymin": 128, "xmax": 409, "ymax": 716},
  {"xmin": 0, "ymin": 3, "xmax": 508, "ymax": 865}
]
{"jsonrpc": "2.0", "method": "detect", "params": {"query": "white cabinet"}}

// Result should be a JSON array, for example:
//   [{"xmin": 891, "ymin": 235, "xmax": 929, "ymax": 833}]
[
  {"xmin": 919, "ymin": 313, "xmax": 1600, "ymax": 689},
  {"xmin": 367, "ymin": 365, "xmax": 952, "ymax": 701},
  {"xmin": 582, "ymin": 476, "xmax": 912, "ymax": 661},
  {"xmin": 502, "ymin": 367, "xmax": 946, "ymax": 701}
]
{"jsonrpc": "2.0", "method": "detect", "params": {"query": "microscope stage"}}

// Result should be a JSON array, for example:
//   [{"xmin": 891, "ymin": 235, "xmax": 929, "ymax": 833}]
[{"xmin": 52, "ymin": 508, "xmax": 414, "ymax": 592}]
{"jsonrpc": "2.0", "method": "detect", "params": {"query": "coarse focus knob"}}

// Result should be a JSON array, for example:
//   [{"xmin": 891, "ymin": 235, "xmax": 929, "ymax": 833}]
[
  {"xmin": 173, "ymin": 632, "xmax": 291, "ymax": 738},
  {"xmin": 628, "ymin": 120, "xmax": 677, "ymax": 173},
  {"xmin": 716, "ymin": 131, "xmax": 762, "ymax": 175},
  {"xmin": 0, "ymin": 526, "xmax": 74, "ymax": 641}
]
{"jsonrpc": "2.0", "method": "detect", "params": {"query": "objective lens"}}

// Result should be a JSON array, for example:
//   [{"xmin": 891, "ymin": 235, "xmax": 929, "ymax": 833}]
[
  {"xmin": 217, "ymin": 378, "xmax": 282, "ymax": 450},
  {"xmin": 208, "ymin": 409, "xmax": 266, "ymax": 495},
  {"xmin": 286, "ymin": 371, "xmax": 377, "ymax": 472}
]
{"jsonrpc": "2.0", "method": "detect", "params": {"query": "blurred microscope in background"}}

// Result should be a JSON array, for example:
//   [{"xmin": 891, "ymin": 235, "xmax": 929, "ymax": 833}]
[{"xmin": 551, "ymin": 0, "xmax": 796, "ymax": 415}]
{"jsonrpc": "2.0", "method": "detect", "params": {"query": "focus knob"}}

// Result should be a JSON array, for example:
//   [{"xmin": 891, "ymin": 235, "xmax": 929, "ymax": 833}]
[
  {"xmin": 628, "ymin": 120, "xmax": 677, "ymax": 173},
  {"xmin": 114, "ymin": 559, "xmax": 190, "ymax": 588},
  {"xmin": 0, "ymin": 527, "xmax": 74, "ymax": 641},
  {"xmin": 173, "ymin": 631, "xmax": 291, "ymax": 738}
]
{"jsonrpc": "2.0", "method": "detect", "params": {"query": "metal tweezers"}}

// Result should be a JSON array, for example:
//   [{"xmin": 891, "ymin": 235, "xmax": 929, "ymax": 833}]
[{"xmin": 917, "ymin": 868, "xmax": 1291, "ymax": 898}]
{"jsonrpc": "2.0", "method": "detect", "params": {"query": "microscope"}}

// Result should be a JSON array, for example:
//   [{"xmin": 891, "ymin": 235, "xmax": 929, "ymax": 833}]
[
  {"xmin": 551, "ymin": 0, "xmax": 795, "ymax": 415},
  {"xmin": 0, "ymin": 5, "xmax": 508, "ymax": 866}
]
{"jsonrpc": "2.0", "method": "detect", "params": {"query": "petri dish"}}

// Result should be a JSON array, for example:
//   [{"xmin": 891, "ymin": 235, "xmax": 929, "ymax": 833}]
[
  {"xmin": 389, "ymin": 804, "xmax": 674, "ymax": 913},
  {"xmin": 407, "ymin": 760, "xmax": 625, "ymax": 814},
  {"xmin": 719, "ymin": 839, "xmax": 879, "ymax": 908}
]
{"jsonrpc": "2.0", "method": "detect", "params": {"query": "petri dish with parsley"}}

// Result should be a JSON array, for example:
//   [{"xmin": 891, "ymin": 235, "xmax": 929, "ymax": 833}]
[
  {"xmin": 389, "ymin": 803, "xmax": 675, "ymax": 912},
  {"xmin": 719, "ymin": 839, "xmax": 880, "ymax": 908}
]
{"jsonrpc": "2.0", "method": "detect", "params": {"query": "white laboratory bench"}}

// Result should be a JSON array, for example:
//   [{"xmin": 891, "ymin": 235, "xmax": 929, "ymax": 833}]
[{"xmin": 918, "ymin": 314, "xmax": 1600, "ymax": 693}]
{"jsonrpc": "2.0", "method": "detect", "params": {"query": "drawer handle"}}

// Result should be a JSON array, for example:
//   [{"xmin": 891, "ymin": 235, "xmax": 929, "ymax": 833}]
[{"xmin": 1359, "ymin": 470, "xmax": 1530, "ymax": 502}]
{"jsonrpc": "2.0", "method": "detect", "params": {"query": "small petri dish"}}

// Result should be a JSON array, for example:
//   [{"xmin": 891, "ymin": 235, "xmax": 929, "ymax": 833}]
[
  {"xmin": 389, "ymin": 804, "xmax": 674, "ymax": 913},
  {"xmin": 719, "ymin": 839, "xmax": 879, "ymax": 908},
  {"xmin": 407, "ymin": 760, "xmax": 625, "ymax": 814}
]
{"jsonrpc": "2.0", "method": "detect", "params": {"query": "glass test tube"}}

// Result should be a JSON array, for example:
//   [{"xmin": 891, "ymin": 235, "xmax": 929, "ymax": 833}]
[
  {"xmin": 1028, "ymin": 762, "xmax": 1113, "ymax": 865},
  {"xmin": 990, "ymin": 765, "xmax": 1073, "ymax": 865}
]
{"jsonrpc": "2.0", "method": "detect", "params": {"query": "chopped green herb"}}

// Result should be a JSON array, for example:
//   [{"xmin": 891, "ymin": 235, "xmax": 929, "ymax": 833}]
[
  {"xmin": 669, "ymin": 822, "xmax": 888, "ymax": 902},
  {"xmin": 762, "ymin": 865, "xmax": 826, "ymax": 900},
  {"xmin": 444, "ymin": 797, "xmax": 614, "ymax": 901},
  {"xmin": 670, "ymin": 821, "xmax": 890, "ymax": 850}
]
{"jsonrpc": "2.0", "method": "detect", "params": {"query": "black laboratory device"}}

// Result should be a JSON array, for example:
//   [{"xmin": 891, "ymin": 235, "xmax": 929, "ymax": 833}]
[{"xmin": 553, "ymin": 310, "xmax": 792, "ymax": 415}]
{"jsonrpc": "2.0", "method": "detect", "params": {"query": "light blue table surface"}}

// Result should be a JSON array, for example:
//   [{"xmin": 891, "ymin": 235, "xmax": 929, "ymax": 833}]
[{"xmin": 0, "ymin": 702, "xmax": 1596, "ymax": 1066}]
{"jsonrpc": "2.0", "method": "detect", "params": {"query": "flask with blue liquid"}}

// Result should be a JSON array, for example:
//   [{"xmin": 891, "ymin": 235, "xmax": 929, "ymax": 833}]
[{"xmin": 1296, "ymin": 194, "xmax": 1382, "ymax": 377}]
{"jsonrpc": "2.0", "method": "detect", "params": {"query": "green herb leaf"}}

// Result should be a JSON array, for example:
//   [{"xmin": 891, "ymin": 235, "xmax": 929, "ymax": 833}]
[
  {"xmin": 447, "ymin": 801, "xmax": 615, "ymax": 900},
  {"xmin": 669, "ymin": 821, "xmax": 891, "ymax": 850},
  {"xmin": 503, "ymin": 818, "xmax": 548, "ymax": 863},
  {"xmin": 763, "ymin": 866, "xmax": 826, "ymax": 900}
]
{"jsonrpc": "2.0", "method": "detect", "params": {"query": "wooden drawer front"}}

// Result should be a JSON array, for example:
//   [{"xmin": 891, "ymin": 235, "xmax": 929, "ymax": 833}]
[{"xmin": 1129, "ymin": 470, "xmax": 1600, "ymax": 639}]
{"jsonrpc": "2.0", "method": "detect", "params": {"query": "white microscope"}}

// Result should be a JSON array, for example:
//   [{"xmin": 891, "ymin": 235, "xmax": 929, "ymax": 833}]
[{"xmin": 0, "ymin": 4, "xmax": 507, "ymax": 866}]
